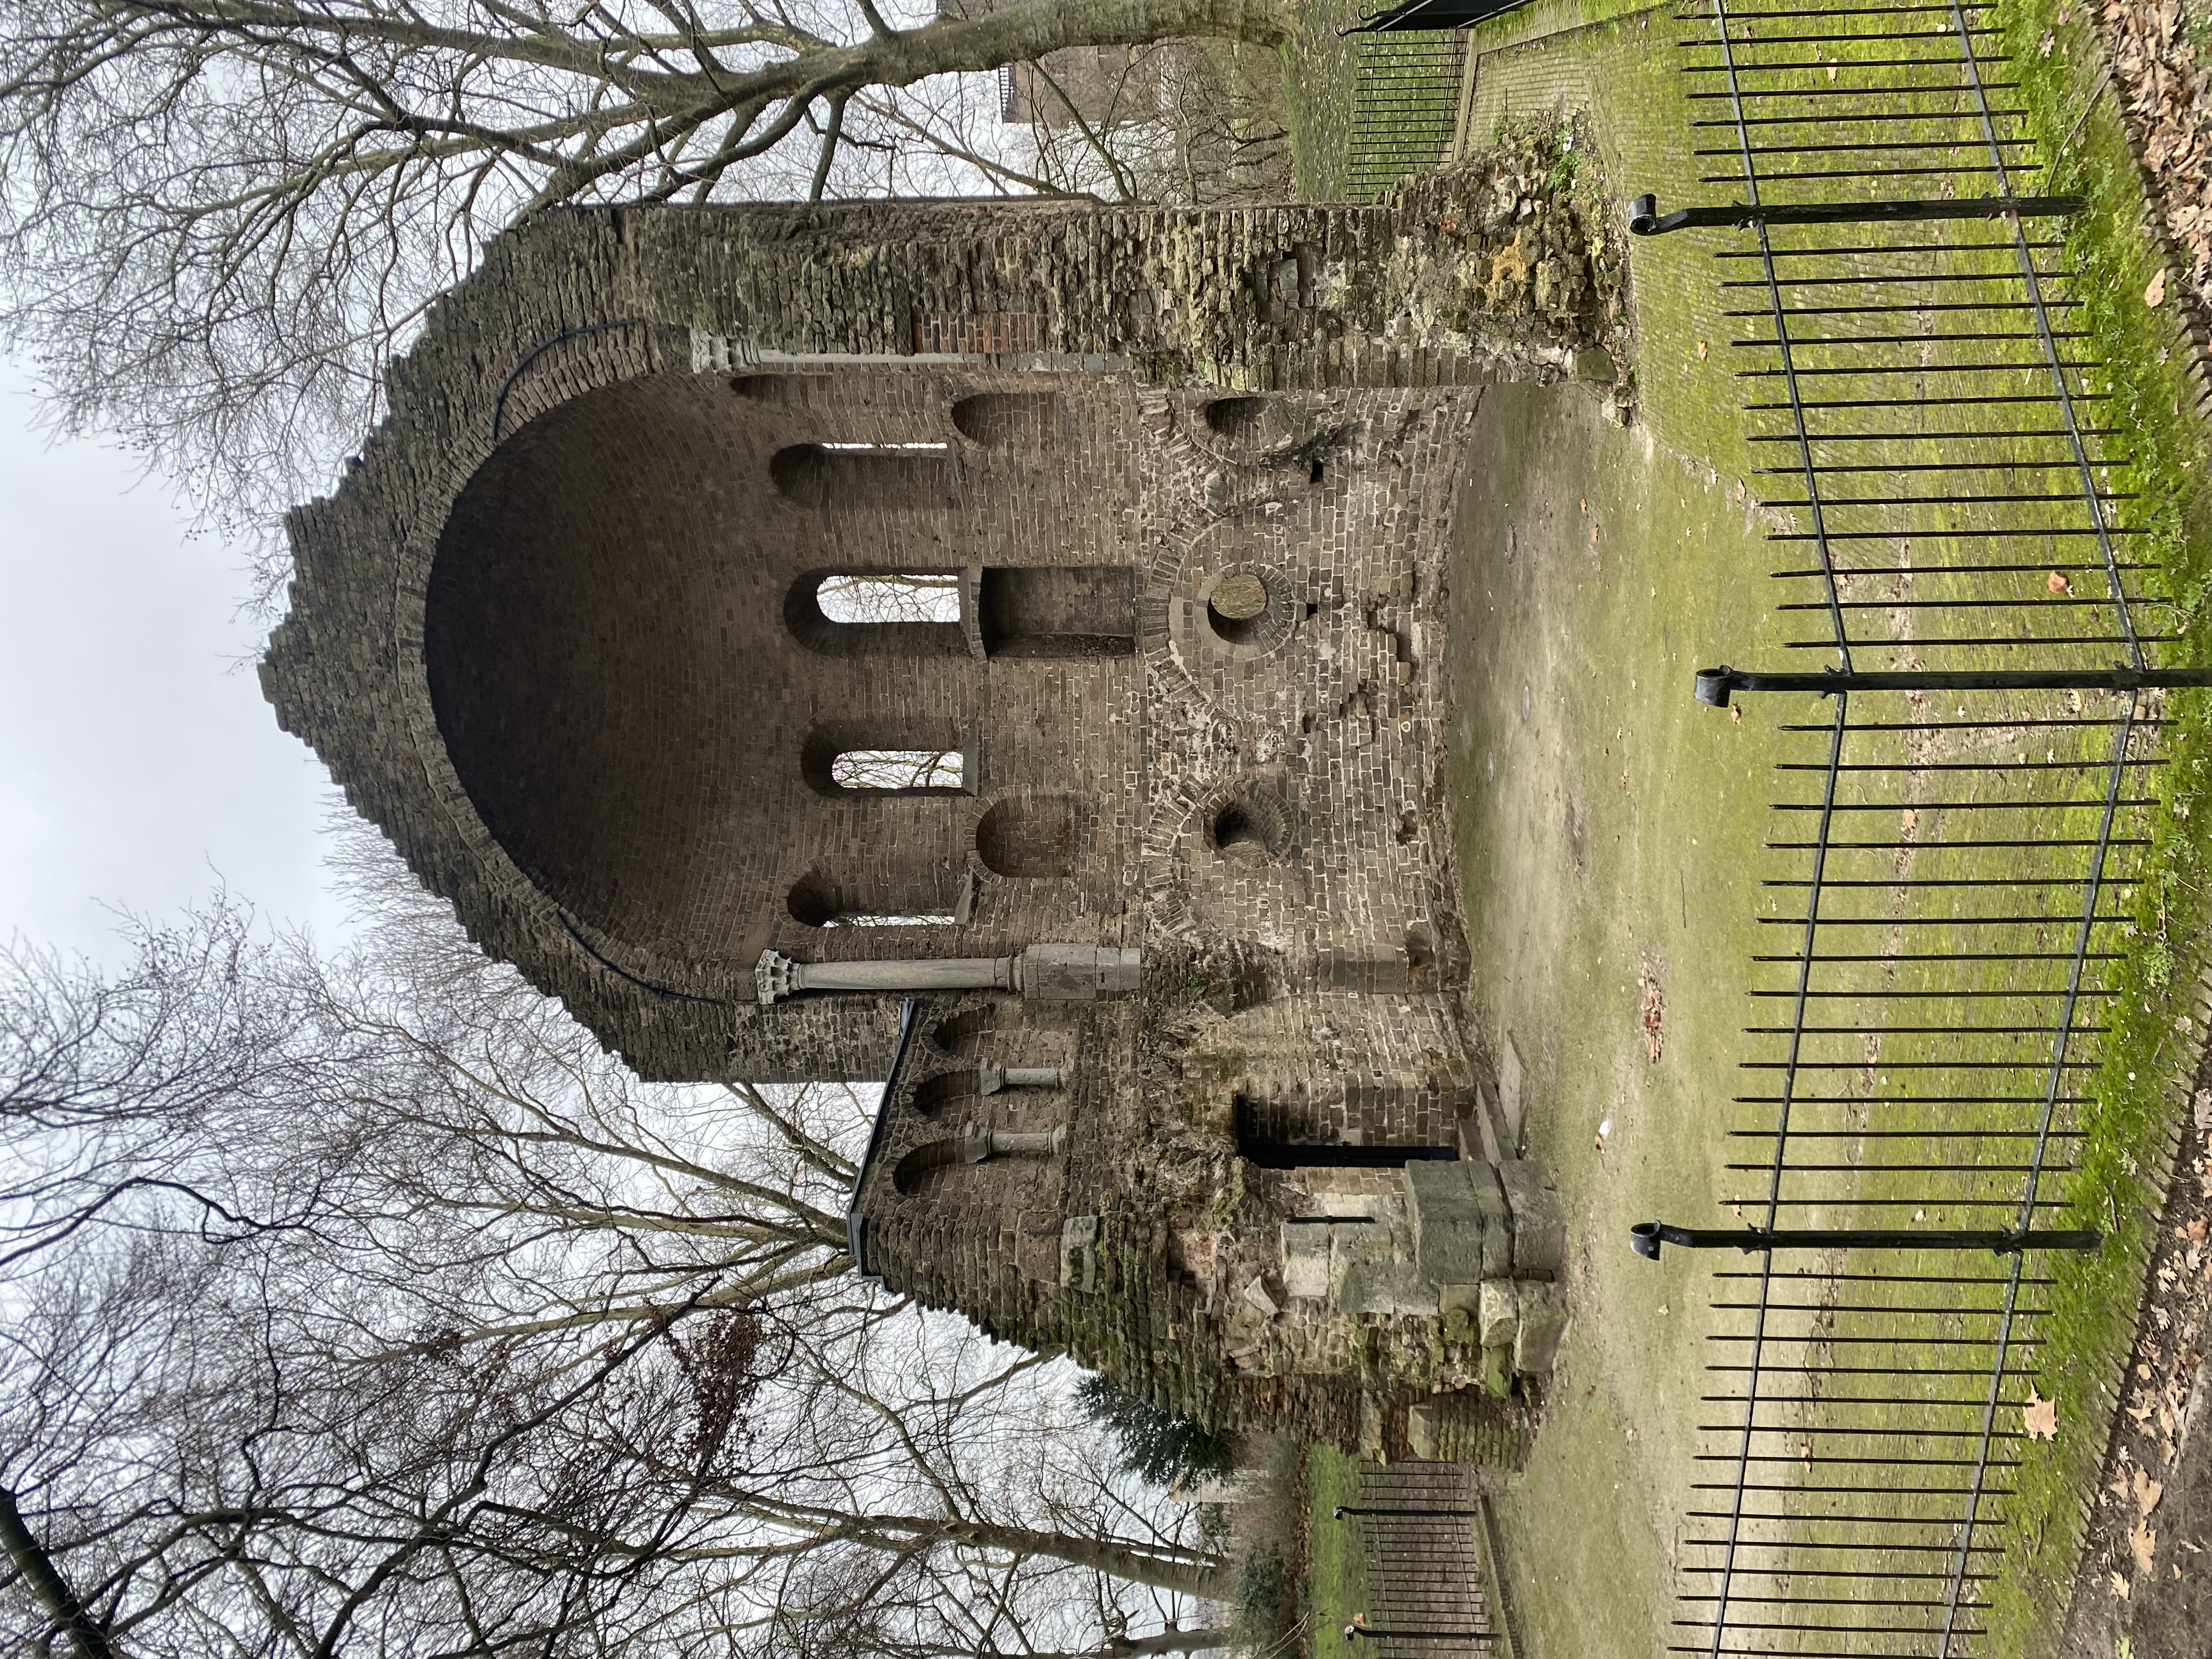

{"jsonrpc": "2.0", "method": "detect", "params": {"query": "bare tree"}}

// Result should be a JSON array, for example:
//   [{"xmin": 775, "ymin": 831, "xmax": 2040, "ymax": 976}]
[
  {"xmin": 0, "ymin": 872, "xmax": 1231, "ymax": 1658},
  {"xmin": 0, "ymin": 0, "xmax": 1295, "ymax": 592}
]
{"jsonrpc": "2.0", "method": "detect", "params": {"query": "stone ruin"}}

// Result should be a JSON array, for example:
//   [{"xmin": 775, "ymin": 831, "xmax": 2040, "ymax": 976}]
[{"xmin": 261, "ymin": 130, "xmax": 1622, "ymax": 1452}]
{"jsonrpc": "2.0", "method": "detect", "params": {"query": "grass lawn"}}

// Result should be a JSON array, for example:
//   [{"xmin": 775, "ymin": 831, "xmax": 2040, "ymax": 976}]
[
  {"xmin": 1302, "ymin": 1448, "xmax": 1365, "ymax": 1659},
  {"xmin": 1271, "ymin": 0, "xmax": 2212, "ymax": 1651}
]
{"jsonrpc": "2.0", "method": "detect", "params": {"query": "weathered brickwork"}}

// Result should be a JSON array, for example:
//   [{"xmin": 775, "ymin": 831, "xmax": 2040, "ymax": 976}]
[{"xmin": 264, "ymin": 138, "xmax": 1615, "ymax": 1440}]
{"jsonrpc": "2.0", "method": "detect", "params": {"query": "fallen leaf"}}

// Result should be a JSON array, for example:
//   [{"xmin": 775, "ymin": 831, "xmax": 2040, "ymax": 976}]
[
  {"xmin": 2110, "ymin": 1570, "xmax": 2130, "ymax": 1599},
  {"xmin": 2049, "ymin": 569, "xmax": 2072, "ymax": 593},
  {"xmin": 2132, "ymin": 1517, "xmax": 2158, "ymax": 1573},
  {"xmin": 1696, "ymin": 340, "xmax": 1708, "ymax": 360},
  {"xmin": 2023, "ymin": 1390, "xmax": 2059, "ymax": 1441},
  {"xmin": 2148, "ymin": 267, "xmax": 2170, "ymax": 307},
  {"xmin": 1639, "ymin": 970, "xmax": 1665, "ymax": 1063},
  {"xmin": 1730, "ymin": 705, "xmax": 1742, "ymax": 726},
  {"xmin": 2135, "ymin": 1468, "xmax": 2165, "ymax": 1517}
]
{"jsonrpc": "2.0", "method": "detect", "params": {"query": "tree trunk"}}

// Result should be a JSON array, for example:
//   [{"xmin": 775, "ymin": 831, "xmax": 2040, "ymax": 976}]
[
  {"xmin": 1104, "ymin": 1628, "xmax": 1235, "ymax": 1657},
  {"xmin": 0, "ymin": 1486, "xmax": 116, "ymax": 1659},
  {"xmin": 942, "ymin": 1518, "xmax": 1232, "ymax": 1599}
]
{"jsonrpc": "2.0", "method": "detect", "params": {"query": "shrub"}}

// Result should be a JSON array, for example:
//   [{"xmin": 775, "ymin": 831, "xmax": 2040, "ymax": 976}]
[{"xmin": 1075, "ymin": 1375, "xmax": 1237, "ymax": 1489}]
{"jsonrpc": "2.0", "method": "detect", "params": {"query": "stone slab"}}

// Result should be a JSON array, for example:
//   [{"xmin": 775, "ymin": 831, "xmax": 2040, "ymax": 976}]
[
  {"xmin": 1405, "ymin": 1159, "xmax": 1486, "ymax": 1287},
  {"xmin": 1498, "ymin": 1158, "xmax": 1565, "ymax": 1277},
  {"xmin": 1280, "ymin": 1222, "xmax": 1332, "ymax": 1300},
  {"xmin": 1059, "ymin": 1214, "xmax": 1098, "ymax": 1293},
  {"xmin": 1514, "ymin": 1280, "xmax": 1567, "ymax": 1374},
  {"xmin": 1498, "ymin": 1031, "xmax": 1526, "ymax": 1146},
  {"xmin": 1477, "ymin": 1278, "xmax": 1519, "ymax": 1348},
  {"xmin": 1470, "ymin": 1159, "xmax": 1513, "ymax": 1278}
]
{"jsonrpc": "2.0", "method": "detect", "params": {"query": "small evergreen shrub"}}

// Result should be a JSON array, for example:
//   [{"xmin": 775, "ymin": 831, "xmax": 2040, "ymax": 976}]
[{"xmin": 1075, "ymin": 1375, "xmax": 1236, "ymax": 1489}]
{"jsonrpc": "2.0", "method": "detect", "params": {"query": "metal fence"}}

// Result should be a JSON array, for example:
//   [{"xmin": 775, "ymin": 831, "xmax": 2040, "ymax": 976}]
[
  {"xmin": 1336, "ymin": 1465, "xmax": 1502, "ymax": 1657},
  {"xmin": 1346, "ymin": 32, "xmax": 1468, "ymax": 202},
  {"xmin": 1628, "ymin": 1, "xmax": 2212, "ymax": 1652}
]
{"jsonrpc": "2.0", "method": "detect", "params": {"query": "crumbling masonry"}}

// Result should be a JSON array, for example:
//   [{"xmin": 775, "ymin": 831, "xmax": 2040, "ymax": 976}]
[{"xmin": 264, "ymin": 131, "xmax": 1623, "ymax": 1447}]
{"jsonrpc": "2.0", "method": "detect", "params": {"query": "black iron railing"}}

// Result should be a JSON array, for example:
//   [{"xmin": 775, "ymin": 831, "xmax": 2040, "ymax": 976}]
[
  {"xmin": 1629, "ymin": 1, "xmax": 2211, "ymax": 1653},
  {"xmin": 1333, "ymin": 1466, "xmax": 1500, "ymax": 1658},
  {"xmin": 1346, "ymin": 32, "xmax": 1469, "ymax": 202}
]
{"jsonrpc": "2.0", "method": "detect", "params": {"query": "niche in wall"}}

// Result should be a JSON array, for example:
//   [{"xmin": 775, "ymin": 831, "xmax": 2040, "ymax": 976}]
[
  {"xmin": 1232, "ymin": 1095, "xmax": 1458, "ymax": 1169},
  {"xmin": 978, "ymin": 566, "xmax": 1139, "ymax": 658},
  {"xmin": 770, "ymin": 443, "xmax": 956, "ymax": 510},
  {"xmin": 951, "ymin": 392, "xmax": 1060, "ymax": 448},
  {"xmin": 977, "ymin": 794, "xmax": 1082, "ymax": 878}
]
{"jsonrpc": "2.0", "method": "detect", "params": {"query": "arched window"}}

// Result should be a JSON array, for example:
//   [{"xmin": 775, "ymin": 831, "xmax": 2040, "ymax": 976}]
[
  {"xmin": 815, "ymin": 573, "xmax": 962, "ymax": 625},
  {"xmin": 788, "ymin": 868, "xmax": 961, "ymax": 929},
  {"xmin": 785, "ymin": 570, "xmax": 968, "ymax": 657},
  {"xmin": 803, "ymin": 725, "xmax": 973, "ymax": 796},
  {"xmin": 831, "ymin": 748, "xmax": 964, "ymax": 791}
]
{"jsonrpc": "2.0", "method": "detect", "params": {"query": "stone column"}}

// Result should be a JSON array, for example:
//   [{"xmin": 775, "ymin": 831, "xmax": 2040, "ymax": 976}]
[
  {"xmin": 756, "ymin": 945, "xmax": 1139, "ymax": 1007},
  {"xmin": 979, "ymin": 1060, "xmax": 1067, "ymax": 1093},
  {"xmin": 956, "ymin": 1124, "xmax": 1068, "ymax": 1160},
  {"xmin": 988, "ymin": 1128, "xmax": 1068, "ymax": 1157}
]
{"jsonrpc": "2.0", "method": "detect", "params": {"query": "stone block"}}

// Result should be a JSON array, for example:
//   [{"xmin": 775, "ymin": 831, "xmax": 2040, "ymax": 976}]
[
  {"xmin": 1470, "ymin": 1160, "xmax": 1513, "ymax": 1279},
  {"xmin": 1059, "ymin": 1215, "xmax": 1098, "ymax": 1293},
  {"xmin": 1359, "ymin": 1393, "xmax": 1386, "ymax": 1459},
  {"xmin": 1498, "ymin": 1032, "xmax": 1526, "ymax": 1144},
  {"xmin": 1333, "ymin": 1244, "xmax": 1436, "ymax": 1317},
  {"xmin": 1482, "ymin": 1345, "xmax": 1514, "ymax": 1399},
  {"xmin": 1280, "ymin": 1223, "xmax": 1331, "ymax": 1300},
  {"xmin": 1463, "ymin": 1078, "xmax": 1510, "ymax": 1165},
  {"xmin": 1477, "ymin": 1278, "xmax": 1518, "ymax": 1348},
  {"xmin": 1498, "ymin": 1159, "xmax": 1565, "ymax": 1277},
  {"xmin": 1405, "ymin": 1160, "xmax": 1485, "ymax": 1287},
  {"xmin": 1407, "ymin": 1400, "xmax": 1444, "ymax": 1460},
  {"xmin": 1513, "ymin": 1281, "xmax": 1567, "ymax": 1374},
  {"xmin": 1361, "ymin": 1255, "xmax": 1439, "ymax": 1318},
  {"xmin": 1573, "ymin": 346, "xmax": 1617, "ymax": 382}
]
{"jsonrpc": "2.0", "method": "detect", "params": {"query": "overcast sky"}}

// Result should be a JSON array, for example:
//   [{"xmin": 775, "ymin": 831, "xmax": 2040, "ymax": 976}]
[{"xmin": 0, "ymin": 369, "xmax": 351, "ymax": 963}]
